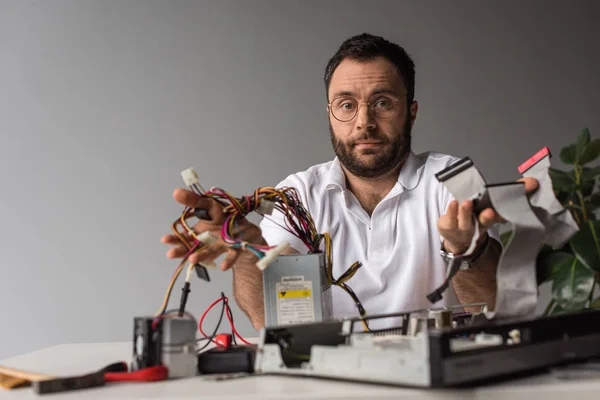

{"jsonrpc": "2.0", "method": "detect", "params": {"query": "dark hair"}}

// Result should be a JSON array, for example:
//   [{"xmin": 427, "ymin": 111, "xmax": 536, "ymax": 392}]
[{"xmin": 324, "ymin": 33, "xmax": 415, "ymax": 103}]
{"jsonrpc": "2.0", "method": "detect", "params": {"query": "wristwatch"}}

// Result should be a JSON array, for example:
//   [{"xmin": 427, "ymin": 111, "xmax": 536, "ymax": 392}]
[{"xmin": 439, "ymin": 233, "xmax": 491, "ymax": 270}]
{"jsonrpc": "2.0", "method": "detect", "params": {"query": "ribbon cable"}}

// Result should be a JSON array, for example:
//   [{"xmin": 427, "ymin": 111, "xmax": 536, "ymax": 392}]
[
  {"xmin": 430, "ymin": 149, "xmax": 578, "ymax": 322},
  {"xmin": 519, "ymin": 147, "xmax": 579, "ymax": 248},
  {"xmin": 484, "ymin": 182, "xmax": 545, "ymax": 320}
]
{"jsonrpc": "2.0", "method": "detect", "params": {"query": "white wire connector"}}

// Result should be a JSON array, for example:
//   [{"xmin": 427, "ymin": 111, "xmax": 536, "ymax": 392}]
[
  {"xmin": 197, "ymin": 231, "xmax": 219, "ymax": 246},
  {"xmin": 256, "ymin": 241, "xmax": 290, "ymax": 271},
  {"xmin": 193, "ymin": 232, "xmax": 219, "ymax": 269},
  {"xmin": 257, "ymin": 199, "xmax": 275, "ymax": 215},
  {"xmin": 181, "ymin": 167, "xmax": 200, "ymax": 186},
  {"xmin": 185, "ymin": 263, "xmax": 195, "ymax": 283},
  {"xmin": 199, "ymin": 260, "xmax": 217, "ymax": 269}
]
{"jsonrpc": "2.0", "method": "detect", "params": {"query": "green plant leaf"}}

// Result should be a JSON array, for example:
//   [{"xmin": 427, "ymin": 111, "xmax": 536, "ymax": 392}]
[
  {"xmin": 562, "ymin": 169, "xmax": 596, "ymax": 197},
  {"xmin": 591, "ymin": 297, "xmax": 600, "ymax": 309},
  {"xmin": 536, "ymin": 249, "xmax": 571, "ymax": 284},
  {"xmin": 578, "ymin": 182, "xmax": 596, "ymax": 198},
  {"xmin": 560, "ymin": 144, "xmax": 577, "ymax": 165},
  {"xmin": 575, "ymin": 128, "xmax": 591, "ymax": 163},
  {"xmin": 546, "ymin": 298, "xmax": 591, "ymax": 315},
  {"xmin": 549, "ymin": 168, "xmax": 575, "ymax": 191},
  {"xmin": 581, "ymin": 193, "xmax": 600, "ymax": 220},
  {"xmin": 500, "ymin": 230, "xmax": 513, "ymax": 247},
  {"xmin": 580, "ymin": 138, "xmax": 600, "ymax": 165},
  {"xmin": 570, "ymin": 220, "xmax": 600, "ymax": 272},
  {"xmin": 551, "ymin": 254, "xmax": 595, "ymax": 310},
  {"xmin": 548, "ymin": 302, "xmax": 569, "ymax": 316},
  {"xmin": 587, "ymin": 193, "xmax": 600, "ymax": 210},
  {"xmin": 580, "ymin": 166, "xmax": 600, "ymax": 184}
]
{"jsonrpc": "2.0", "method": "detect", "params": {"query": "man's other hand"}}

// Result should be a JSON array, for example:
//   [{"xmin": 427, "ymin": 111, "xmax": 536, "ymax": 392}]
[{"xmin": 437, "ymin": 177, "xmax": 539, "ymax": 255}]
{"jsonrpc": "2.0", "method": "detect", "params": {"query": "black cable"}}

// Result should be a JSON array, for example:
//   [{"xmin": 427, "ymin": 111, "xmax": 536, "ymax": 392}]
[
  {"xmin": 339, "ymin": 283, "xmax": 370, "ymax": 329},
  {"xmin": 178, "ymin": 282, "xmax": 191, "ymax": 317},
  {"xmin": 197, "ymin": 297, "xmax": 226, "ymax": 353},
  {"xmin": 427, "ymin": 258, "xmax": 462, "ymax": 304},
  {"xmin": 224, "ymin": 298, "xmax": 237, "ymax": 345}
]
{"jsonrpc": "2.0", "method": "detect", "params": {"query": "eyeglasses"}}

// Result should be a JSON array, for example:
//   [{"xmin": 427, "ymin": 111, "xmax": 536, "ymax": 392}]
[{"xmin": 327, "ymin": 93, "xmax": 407, "ymax": 122}]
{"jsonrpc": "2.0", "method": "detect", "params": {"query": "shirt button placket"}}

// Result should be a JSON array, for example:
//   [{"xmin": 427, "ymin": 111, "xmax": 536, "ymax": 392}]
[{"xmin": 370, "ymin": 209, "xmax": 383, "ymax": 259}]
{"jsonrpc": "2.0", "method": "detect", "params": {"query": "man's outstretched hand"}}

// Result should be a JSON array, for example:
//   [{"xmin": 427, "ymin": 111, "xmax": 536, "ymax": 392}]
[
  {"xmin": 437, "ymin": 177, "xmax": 539, "ymax": 255},
  {"xmin": 160, "ymin": 188, "xmax": 263, "ymax": 271}
]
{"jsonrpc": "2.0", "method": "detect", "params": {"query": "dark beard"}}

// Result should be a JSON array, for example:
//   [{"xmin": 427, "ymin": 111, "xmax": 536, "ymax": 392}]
[{"xmin": 329, "ymin": 118, "xmax": 412, "ymax": 178}]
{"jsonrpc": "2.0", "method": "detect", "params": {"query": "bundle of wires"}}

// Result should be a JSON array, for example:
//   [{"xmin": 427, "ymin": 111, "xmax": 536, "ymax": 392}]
[{"xmin": 154, "ymin": 177, "xmax": 370, "ymax": 331}]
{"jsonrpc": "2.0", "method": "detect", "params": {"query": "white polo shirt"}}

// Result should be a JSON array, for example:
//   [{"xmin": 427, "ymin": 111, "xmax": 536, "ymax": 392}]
[{"xmin": 259, "ymin": 151, "xmax": 497, "ymax": 329}]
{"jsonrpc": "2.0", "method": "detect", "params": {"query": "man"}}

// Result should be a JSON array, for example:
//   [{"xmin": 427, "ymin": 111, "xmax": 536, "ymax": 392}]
[{"xmin": 161, "ymin": 33, "xmax": 538, "ymax": 330}]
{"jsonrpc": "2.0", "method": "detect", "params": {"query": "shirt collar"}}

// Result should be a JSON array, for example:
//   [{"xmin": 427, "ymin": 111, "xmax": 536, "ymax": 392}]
[{"xmin": 325, "ymin": 151, "xmax": 426, "ymax": 191}]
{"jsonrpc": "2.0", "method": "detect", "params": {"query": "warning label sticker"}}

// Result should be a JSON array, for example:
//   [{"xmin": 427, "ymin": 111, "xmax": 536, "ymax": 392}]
[{"xmin": 276, "ymin": 277, "xmax": 314, "ymax": 325}]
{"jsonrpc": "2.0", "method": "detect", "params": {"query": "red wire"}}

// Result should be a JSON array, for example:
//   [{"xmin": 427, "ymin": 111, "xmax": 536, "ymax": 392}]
[
  {"xmin": 198, "ymin": 297, "xmax": 225, "ymax": 344},
  {"xmin": 198, "ymin": 295, "xmax": 251, "ymax": 346}
]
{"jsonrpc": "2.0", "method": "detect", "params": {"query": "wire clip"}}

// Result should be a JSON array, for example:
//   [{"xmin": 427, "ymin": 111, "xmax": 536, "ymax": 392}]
[{"xmin": 256, "ymin": 241, "xmax": 290, "ymax": 271}]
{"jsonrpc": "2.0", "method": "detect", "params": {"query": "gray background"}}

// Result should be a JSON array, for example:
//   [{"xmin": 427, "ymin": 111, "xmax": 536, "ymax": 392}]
[{"xmin": 1, "ymin": 0, "xmax": 598, "ymax": 360}]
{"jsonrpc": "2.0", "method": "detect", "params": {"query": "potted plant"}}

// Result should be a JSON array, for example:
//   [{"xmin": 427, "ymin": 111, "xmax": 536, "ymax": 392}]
[{"xmin": 523, "ymin": 128, "xmax": 600, "ymax": 315}]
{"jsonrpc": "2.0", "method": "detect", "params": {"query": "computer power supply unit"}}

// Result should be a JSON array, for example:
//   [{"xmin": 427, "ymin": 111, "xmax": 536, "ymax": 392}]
[{"xmin": 262, "ymin": 253, "xmax": 332, "ymax": 327}]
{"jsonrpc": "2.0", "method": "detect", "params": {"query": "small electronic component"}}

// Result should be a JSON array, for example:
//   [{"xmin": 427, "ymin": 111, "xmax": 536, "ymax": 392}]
[
  {"xmin": 215, "ymin": 333, "xmax": 233, "ymax": 349},
  {"xmin": 132, "ymin": 317, "xmax": 162, "ymax": 372},
  {"xmin": 161, "ymin": 317, "xmax": 198, "ymax": 378},
  {"xmin": 131, "ymin": 316, "xmax": 197, "ymax": 379},
  {"xmin": 193, "ymin": 264, "xmax": 211, "ymax": 281}
]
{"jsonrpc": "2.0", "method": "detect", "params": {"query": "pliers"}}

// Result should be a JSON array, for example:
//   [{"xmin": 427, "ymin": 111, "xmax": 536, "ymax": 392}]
[{"xmin": 33, "ymin": 362, "xmax": 168, "ymax": 395}]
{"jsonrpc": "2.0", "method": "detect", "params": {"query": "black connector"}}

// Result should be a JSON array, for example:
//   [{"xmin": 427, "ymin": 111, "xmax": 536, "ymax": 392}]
[
  {"xmin": 194, "ymin": 264, "xmax": 210, "ymax": 281},
  {"xmin": 434, "ymin": 156, "xmax": 474, "ymax": 182},
  {"xmin": 193, "ymin": 208, "xmax": 210, "ymax": 220},
  {"xmin": 178, "ymin": 282, "xmax": 191, "ymax": 317},
  {"xmin": 426, "ymin": 289, "xmax": 444, "ymax": 304}
]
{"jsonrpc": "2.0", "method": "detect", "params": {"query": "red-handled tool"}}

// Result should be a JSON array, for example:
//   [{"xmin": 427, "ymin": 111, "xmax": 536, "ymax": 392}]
[
  {"xmin": 32, "ymin": 363, "xmax": 168, "ymax": 395},
  {"xmin": 105, "ymin": 365, "xmax": 168, "ymax": 382}
]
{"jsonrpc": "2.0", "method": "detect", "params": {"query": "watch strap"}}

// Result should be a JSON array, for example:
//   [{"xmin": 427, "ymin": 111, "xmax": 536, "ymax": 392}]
[{"xmin": 463, "ymin": 232, "xmax": 491, "ymax": 264}]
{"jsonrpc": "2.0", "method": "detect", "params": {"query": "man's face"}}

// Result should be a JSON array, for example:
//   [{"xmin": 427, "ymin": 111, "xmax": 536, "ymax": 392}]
[{"xmin": 327, "ymin": 57, "xmax": 417, "ymax": 178}]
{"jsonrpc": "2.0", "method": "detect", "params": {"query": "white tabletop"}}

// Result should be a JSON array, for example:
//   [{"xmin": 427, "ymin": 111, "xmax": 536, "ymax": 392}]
[{"xmin": 1, "ymin": 341, "xmax": 599, "ymax": 400}]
